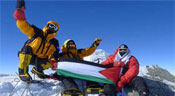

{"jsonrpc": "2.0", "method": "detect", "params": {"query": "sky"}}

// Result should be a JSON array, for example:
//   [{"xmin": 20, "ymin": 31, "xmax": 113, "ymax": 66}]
[{"xmin": 0, "ymin": 0, "xmax": 174, "ymax": 75}]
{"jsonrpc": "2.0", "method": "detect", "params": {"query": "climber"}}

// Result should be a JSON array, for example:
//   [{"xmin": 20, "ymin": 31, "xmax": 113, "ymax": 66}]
[
  {"xmin": 52, "ymin": 38, "xmax": 102, "ymax": 95},
  {"xmin": 101, "ymin": 44, "xmax": 158, "ymax": 96},
  {"xmin": 14, "ymin": 0, "xmax": 60, "ymax": 82}
]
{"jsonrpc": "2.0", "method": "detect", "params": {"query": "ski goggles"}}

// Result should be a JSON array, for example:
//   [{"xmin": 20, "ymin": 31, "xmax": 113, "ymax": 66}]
[
  {"xmin": 67, "ymin": 41, "xmax": 76, "ymax": 49},
  {"xmin": 47, "ymin": 23, "xmax": 58, "ymax": 32},
  {"xmin": 68, "ymin": 44, "xmax": 76, "ymax": 49}
]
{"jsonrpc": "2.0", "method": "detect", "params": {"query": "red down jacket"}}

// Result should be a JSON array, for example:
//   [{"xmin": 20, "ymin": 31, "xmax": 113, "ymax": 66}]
[{"xmin": 101, "ymin": 48, "xmax": 139, "ymax": 86}]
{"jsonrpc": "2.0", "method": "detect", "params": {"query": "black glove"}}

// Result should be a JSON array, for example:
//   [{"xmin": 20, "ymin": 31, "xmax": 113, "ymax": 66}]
[
  {"xmin": 91, "ymin": 38, "xmax": 102, "ymax": 47},
  {"xmin": 16, "ymin": 0, "xmax": 25, "ymax": 10}
]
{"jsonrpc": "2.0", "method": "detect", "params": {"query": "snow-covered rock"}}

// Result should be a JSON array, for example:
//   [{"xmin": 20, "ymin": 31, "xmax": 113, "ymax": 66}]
[
  {"xmin": 137, "ymin": 65, "xmax": 175, "ymax": 96},
  {"xmin": 84, "ymin": 49, "xmax": 109, "ymax": 63}
]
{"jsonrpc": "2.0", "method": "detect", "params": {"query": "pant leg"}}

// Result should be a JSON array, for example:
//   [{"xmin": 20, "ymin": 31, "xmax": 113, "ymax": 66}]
[
  {"xmin": 60, "ymin": 76, "xmax": 79, "ymax": 89},
  {"xmin": 18, "ymin": 53, "xmax": 32, "ymax": 74},
  {"xmin": 18, "ymin": 46, "xmax": 33, "ymax": 81},
  {"xmin": 31, "ymin": 58, "xmax": 52, "ymax": 79},
  {"xmin": 18, "ymin": 46, "xmax": 33, "ymax": 71},
  {"xmin": 31, "ymin": 58, "xmax": 52, "ymax": 73},
  {"xmin": 86, "ymin": 81, "xmax": 99, "ymax": 87},
  {"xmin": 129, "ymin": 76, "xmax": 150, "ymax": 95},
  {"xmin": 103, "ymin": 84, "xmax": 116, "ymax": 96}
]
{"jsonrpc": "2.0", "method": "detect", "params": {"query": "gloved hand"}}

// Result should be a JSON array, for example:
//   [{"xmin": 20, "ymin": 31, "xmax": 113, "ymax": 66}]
[
  {"xmin": 14, "ymin": 0, "xmax": 26, "ymax": 20},
  {"xmin": 13, "ymin": 7, "xmax": 25, "ymax": 20},
  {"xmin": 116, "ymin": 80, "xmax": 125, "ymax": 92},
  {"xmin": 50, "ymin": 59, "xmax": 57, "ymax": 71},
  {"xmin": 116, "ymin": 76, "xmax": 127, "ymax": 92},
  {"xmin": 93, "ymin": 38, "xmax": 102, "ymax": 47},
  {"xmin": 48, "ymin": 73, "xmax": 59, "ymax": 80},
  {"xmin": 113, "ymin": 61, "xmax": 125, "ymax": 67},
  {"xmin": 16, "ymin": 0, "xmax": 25, "ymax": 10}
]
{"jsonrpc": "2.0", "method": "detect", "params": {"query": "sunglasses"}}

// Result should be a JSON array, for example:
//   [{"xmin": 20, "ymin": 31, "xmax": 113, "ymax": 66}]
[{"xmin": 47, "ymin": 23, "xmax": 58, "ymax": 32}]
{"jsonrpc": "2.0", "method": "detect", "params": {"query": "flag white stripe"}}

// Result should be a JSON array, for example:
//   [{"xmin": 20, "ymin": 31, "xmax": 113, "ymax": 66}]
[{"xmin": 57, "ymin": 62, "xmax": 106, "ymax": 79}]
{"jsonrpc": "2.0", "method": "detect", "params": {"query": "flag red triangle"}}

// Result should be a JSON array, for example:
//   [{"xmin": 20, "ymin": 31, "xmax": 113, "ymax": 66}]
[{"xmin": 99, "ymin": 67, "xmax": 121, "ymax": 83}]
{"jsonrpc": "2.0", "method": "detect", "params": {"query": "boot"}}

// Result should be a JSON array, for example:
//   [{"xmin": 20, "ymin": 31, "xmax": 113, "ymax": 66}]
[
  {"xmin": 103, "ymin": 84, "xmax": 116, "ymax": 96},
  {"xmin": 86, "ymin": 83, "xmax": 104, "ymax": 94},
  {"xmin": 61, "ymin": 88, "xmax": 84, "ymax": 96},
  {"xmin": 18, "ymin": 67, "xmax": 32, "ymax": 82},
  {"xmin": 31, "ymin": 67, "xmax": 50, "ymax": 79},
  {"xmin": 18, "ymin": 53, "xmax": 32, "ymax": 82}
]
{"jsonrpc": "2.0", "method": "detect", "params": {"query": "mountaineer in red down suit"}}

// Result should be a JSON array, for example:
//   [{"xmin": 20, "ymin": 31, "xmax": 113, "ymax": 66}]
[{"xmin": 101, "ymin": 44, "xmax": 157, "ymax": 96}]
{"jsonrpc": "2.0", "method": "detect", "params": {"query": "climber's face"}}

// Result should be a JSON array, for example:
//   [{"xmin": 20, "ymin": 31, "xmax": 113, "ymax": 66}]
[
  {"xmin": 67, "ymin": 40, "xmax": 77, "ymax": 54},
  {"xmin": 47, "ymin": 23, "xmax": 59, "ymax": 32},
  {"xmin": 67, "ymin": 41, "xmax": 76, "ymax": 49},
  {"xmin": 61, "ymin": 39, "xmax": 78, "ymax": 55},
  {"xmin": 119, "ymin": 44, "xmax": 128, "ymax": 57},
  {"xmin": 43, "ymin": 21, "xmax": 59, "ymax": 40}
]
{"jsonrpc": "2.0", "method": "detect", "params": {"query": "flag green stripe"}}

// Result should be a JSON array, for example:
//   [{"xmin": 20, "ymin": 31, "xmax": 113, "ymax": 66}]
[{"xmin": 57, "ymin": 69, "xmax": 115, "ymax": 85}]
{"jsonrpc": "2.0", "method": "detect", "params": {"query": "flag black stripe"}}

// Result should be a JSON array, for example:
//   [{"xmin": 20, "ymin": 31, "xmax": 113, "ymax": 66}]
[{"xmin": 58, "ymin": 58, "xmax": 113, "ymax": 68}]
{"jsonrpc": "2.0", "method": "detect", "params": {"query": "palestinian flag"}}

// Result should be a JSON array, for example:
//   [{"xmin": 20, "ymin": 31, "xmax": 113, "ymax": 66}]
[{"xmin": 56, "ymin": 58, "xmax": 121, "ymax": 85}]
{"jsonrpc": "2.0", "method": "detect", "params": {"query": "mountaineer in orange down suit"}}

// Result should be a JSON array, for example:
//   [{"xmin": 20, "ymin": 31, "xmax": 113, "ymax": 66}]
[
  {"xmin": 13, "ymin": 0, "xmax": 60, "ymax": 82},
  {"xmin": 51, "ymin": 38, "xmax": 102, "ymax": 94}
]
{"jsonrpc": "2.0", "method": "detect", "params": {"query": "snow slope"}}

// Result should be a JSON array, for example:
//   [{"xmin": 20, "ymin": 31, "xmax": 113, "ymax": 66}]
[
  {"xmin": 0, "ymin": 74, "xmax": 102, "ymax": 96},
  {"xmin": 0, "ymin": 75, "xmax": 63, "ymax": 96}
]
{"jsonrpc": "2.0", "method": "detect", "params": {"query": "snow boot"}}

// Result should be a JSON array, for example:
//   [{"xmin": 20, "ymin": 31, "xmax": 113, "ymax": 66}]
[
  {"xmin": 31, "ymin": 67, "xmax": 50, "ymax": 79},
  {"xmin": 18, "ymin": 67, "xmax": 32, "ymax": 82},
  {"xmin": 85, "ymin": 84, "xmax": 104, "ymax": 94},
  {"xmin": 102, "ymin": 84, "xmax": 116, "ymax": 96},
  {"xmin": 18, "ymin": 53, "xmax": 32, "ymax": 82},
  {"xmin": 61, "ymin": 88, "xmax": 84, "ymax": 96}
]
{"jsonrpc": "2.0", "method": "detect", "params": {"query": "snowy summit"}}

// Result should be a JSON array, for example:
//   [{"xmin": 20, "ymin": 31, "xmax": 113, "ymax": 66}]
[{"xmin": 0, "ymin": 49, "xmax": 175, "ymax": 96}]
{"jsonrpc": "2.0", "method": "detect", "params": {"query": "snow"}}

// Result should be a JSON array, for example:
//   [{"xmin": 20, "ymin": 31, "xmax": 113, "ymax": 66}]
[
  {"xmin": 0, "ymin": 75, "xmax": 17, "ymax": 83},
  {"xmin": 0, "ymin": 75, "xmax": 109, "ymax": 96},
  {"xmin": 0, "ymin": 82, "xmax": 14, "ymax": 95},
  {"xmin": 138, "ymin": 66, "xmax": 149, "ymax": 76},
  {"xmin": 0, "ymin": 75, "xmax": 63, "ymax": 96},
  {"xmin": 162, "ymin": 79, "xmax": 175, "ymax": 86},
  {"xmin": 84, "ymin": 49, "xmax": 109, "ymax": 63},
  {"xmin": 162, "ymin": 79, "xmax": 175, "ymax": 92}
]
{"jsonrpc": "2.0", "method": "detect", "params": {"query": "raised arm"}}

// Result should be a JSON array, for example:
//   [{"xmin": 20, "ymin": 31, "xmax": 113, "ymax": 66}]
[
  {"xmin": 80, "ymin": 38, "xmax": 102, "ymax": 57},
  {"xmin": 13, "ymin": 0, "xmax": 35, "ymax": 39}
]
